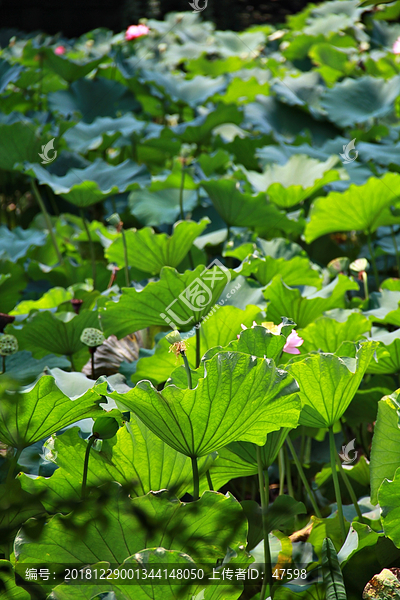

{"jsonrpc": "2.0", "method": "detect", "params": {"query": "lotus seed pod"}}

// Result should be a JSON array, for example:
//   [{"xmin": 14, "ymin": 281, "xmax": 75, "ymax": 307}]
[
  {"xmin": 165, "ymin": 330, "xmax": 182, "ymax": 345},
  {"xmin": 350, "ymin": 258, "xmax": 369, "ymax": 274},
  {"xmin": 80, "ymin": 328, "xmax": 105, "ymax": 348},
  {"xmin": 327, "ymin": 257, "xmax": 350, "ymax": 277},
  {"xmin": 92, "ymin": 417, "xmax": 119, "ymax": 440},
  {"xmin": 106, "ymin": 213, "xmax": 121, "ymax": 228},
  {"xmin": 0, "ymin": 335, "xmax": 18, "ymax": 356}
]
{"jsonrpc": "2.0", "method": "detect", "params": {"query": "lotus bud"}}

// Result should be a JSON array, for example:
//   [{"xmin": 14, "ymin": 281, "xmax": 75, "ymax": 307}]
[
  {"xmin": 0, "ymin": 335, "xmax": 18, "ymax": 355},
  {"xmin": 350, "ymin": 258, "xmax": 369, "ymax": 275},
  {"xmin": 328, "ymin": 257, "xmax": 350, "ymax": 277},
  {"xmin": 80, "ymin": 328, "xmax": 105, "ymax": 348},
  {"xmin": 92, "ymin": 416, "xmax": 119, "ymax": 440}
]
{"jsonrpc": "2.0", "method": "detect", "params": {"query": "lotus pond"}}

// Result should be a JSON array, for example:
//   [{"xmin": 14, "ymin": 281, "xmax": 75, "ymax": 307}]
[{"xmin": 3, "ymin": 0, "xmax": 400, "ymax": 599}]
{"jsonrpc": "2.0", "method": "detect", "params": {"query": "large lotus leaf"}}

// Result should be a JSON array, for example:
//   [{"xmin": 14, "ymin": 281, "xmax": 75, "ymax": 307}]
[
  {"xmin": 298, "ymin": 312, "xmax": 371, "ymax": 354},
  {"xmin": 201, "ymin": 179, "xmax": 304, "ymax": 236},
  {"xmin": 48, "ymin": 77, "xmax": 140, "ymax": 122},
  {"xmin": 43, "ymin": 549, "xmax": 243, "ymax": 600},
  {"xmin": 128, "ymin": 187, "xmax": 198, "ymax": 227},
  {"xmin": 10, "ymin": 286, "xmax": 72, "ymax": 315},
  {"xmin": 238, "ymin": 255, "xmax": 322, "ymax": 288},
  {"xmin": 264, "ymin": 275, "xmax": 358, "ymax": 329},
  {"xmin": 321, "ymin": 75, "xmax": 400, "ymax": 127},
  {"xmin": 101, "ymin": 264, "xmax": 232, "ymax": 338},
  {"xmin": 379, "ymin": 466, "xmax": 400, "ymax": 549},
  {"xmin": 131, "ymin": 304, "xmax": 261, "ymax": 385},
  {"xmin": 0, "ymin": 120, "xmax": 44, "ymax": 171},
  {"xmin": 103, "ymin": 352, "xmax": 300, "ymax": 458},
  {"xmin": 140, "ymin": 71, "xmax": 226, "ymax": 107},
  {"xmin": 0, "ymin": 260, "xmax": 27, "ymax": 312},
  {"xmin": 0, "ymin": 226, "xmax": 47, "ymax": 261},
  {"xmin": 15, "ymin": 490, "xmax": 247, "ymax": 565},
  {"xmin": 0, "ymin": 375, "xmax": 102, "ymax": 450},
  {"xmin": 20, "ymin": 423, "xmax": 214, "ymax": 510},
  {"xmin": 206, "ymin": 429, "xmax": 290, "ymax": 492},
  {"xmin": 0, "ymin": 58, "xmax": 23, "ymax": 93},
  {"xmin": 216, "ymin": 76, "xmax": 270, "ymax": 105},
  {"xmin": 203, "ymin": 325, "xmax": 287, "ymax": 364},
  {"xmin": 172, "ymin": 103, "xmax": 242, "ymax": 144},
  {"xmin": 243, "ymin": 155, "xmax": 341, "ymax": 208},
  {"xmin": 63, "ymin": 113, "xmax": 146, "ymax": 153},
  {"xmin": 23, "ymin": 159, "xmax": 149, "ymax": 207},
  {"xmin": 38, "ymin": 48, "xmax": 105, "ymax": 83},
  {"xmin": 370, "ymin": 390, "xmax": 400, "ymax": 505},
  {"xmin": 305, "ymin": 173, "xmax": 400, "ymax": 243},
  {"xmin": 0, "ymin": 560, "xmax": 30, "ymax": 600},
  {"xmin": 0, "ymin": 351, "xmax": 70, "ymax": 384},
  {"xmin": 364, "ymin": 289, "xmax": 400, "ymax": 327},
  {"xmin": 288, "ymin": 342, "xmax": 379, "ymax": 428},
  {"xmin": 105, "ymin": 219, "xmax": 209, "ymax": 275},
  {"xmin": 366, "ymin": 329, "xmax": 400, "ymax": 374},
  {"xmin": 309, "ymin": 43, "xmax": 354, "ymax": 85},
  {"xmin": 6, "ymin": 309, "xmax": 100, "ymax": 361}
]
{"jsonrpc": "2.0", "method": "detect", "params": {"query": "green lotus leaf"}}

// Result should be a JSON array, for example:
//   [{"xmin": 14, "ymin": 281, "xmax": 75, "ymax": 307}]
[
  {"xmin": 172, "ymin": 103, "xmax": 242, "ymax": 144},
  {"xmin": 105, "ymin": 219, "xmax": 209, "ymax": 275},
  {"xmin": 203, "ymin": 325, "xmax": 287, "ymax": 364},
  {"xmin": 0, "ymin": 375, "xmax": 102, "ymax": 450},
  {"xmin": 23, "ymin": 159, "xmax": 150, "ymax": 207},
  {"xmin": 0, "ymin": 260, "xmax": 27, "ymax": 312},
  {"xmin": 48, "ymin": 77, "xmax": 140, "ymax": 122},
  {"xmin": 20, "ymin": 423, "xmax": 214, "ymax": 510},
  {"xmin": 370, "ymin": 390, "xmax": 400, "ymax": 505},
  {"xmin": 309, "ymin": 43, "xmax": 353, "ymax": 85},
  {"xmin": 321, "ymin": 75, "xmax": 400, "ymax": 127},
  {"xmin": 202, "ymin": 179, "xmax": 304, "ymax": 236},
  {"xmin": 206, "ymin": 429, "xmax": 290, "ymax": 492},
  {"xmin": 0, "ymin": 226, "xmax": 47, "ymax": 262},
  {"xmin": 38, "ymin": 48, "xmax": 105, "ymax": 83},
  {"xmin": 101, "ymin": 264, "xmax": 232, "ymax": 338},
  {"xmin": 288, "ymin": 341, "xmax": 379, "ymax": 428},
  {"xmin": 238, "ymin": 255, "xmax": 322, "ymax": 288},
  {"xmin": 0, "ymin": 58, "xmax": 23, "ymax": 93},
  {"xmin": 0, "ymin": 560, "xmax": 30, "ymax": 600},
  {"xmin": 103, "ymin": 351, "xmax": 300, "ymax": 458},
  {"xmin": 243, "ymin": 155, "xmax": 341, "ymax": 208},
  {"xmin": 15, "ymin": 490, "xmax": 247, "ymax": 565},
  {"xmin": 141, "ymin": 71, "xmax": 226, "ymax": 107},
  {"xmin": 366, "ymin": 329, "xmax": 400, "ymax": 374},
  {"xmin": 131, "ymin": 304, "xmax": 261, "ymax": 385},
  {"xmin": 63, "ymin": 113, "xmax": 146, "ymax": 153},
  {"xmin": 305, "ymin": 173, "xmax": 400, "ymax": 243},
  {"xmin": 6, "ymin": 309, "xmax": 100, "ymax": 365},
  {"xmin": 10, "ymin": 286, "xmax": 73, "ymax": 315},
  {"xmin": 298, "ymin": 312, "xmax": 371, "ymax": 354},
  {"xmin": 379, "ymin": 466, "xmax": 400, "ymax": 549},
  {"xmin": 364, "ymin": 289, "xmax": 400, "ymax": 327},
  {"xmin": 0, "ymin": 351, "xmax": 70, "ymax": 384},
  {"xmin": 0, "ymin": 120, "xmax": 44, "ymax": 171},
  {"xmin": 264, "ymin": 275, "xmax": 358, "ymax": 329}
]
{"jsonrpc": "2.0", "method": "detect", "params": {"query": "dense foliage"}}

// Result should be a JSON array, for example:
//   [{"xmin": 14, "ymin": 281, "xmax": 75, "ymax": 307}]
[{"xmin": 3, "ymin": 1, "xmax": 400, "ymax": 599}]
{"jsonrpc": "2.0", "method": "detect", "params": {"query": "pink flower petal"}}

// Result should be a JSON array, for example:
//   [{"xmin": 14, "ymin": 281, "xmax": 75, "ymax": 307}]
[
  {"xmin": 394, "ymin": 38, "xmax": 400, "ymax": 54},
  {"xmin": 54, "ymin": 45, "xmax": 66, "ymax": 55},
  {"xmin": 283, "ymin": 330, "xmax": 304, "ymax": 354},
  {"xmin": 125, "ymin": 24, "xmax": 150, "ymax": 40}
]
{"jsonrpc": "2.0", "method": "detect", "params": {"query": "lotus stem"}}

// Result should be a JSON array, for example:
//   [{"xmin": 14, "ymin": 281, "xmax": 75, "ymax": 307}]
[
  {"xmin": 2, "ymin": 355, "xmax": 5, "ymax": 374},
  {"xmin": 206, "ymin": 470, "xmax": 214, "ymax": 491},
  {"xmin": 367, "ymin": 233, "xmax": 379, "ymax": 289},
  {"xmin": 31, "ymin": 180, "xmax": 63, "ymax": 264},
  {"xmin": 82, "ymin": 436, "xmax": 96, "ymax": 499},
  {"xmin": 286, "ymin": 436, "xmax": 321, "ymax": 518},
  {"xmin": 278, "ymin": 448, "xmax": 285, "ymax": 495},
  {"xmin": 179, "ymin": 162, "xmax": 185, "ymax": 221},
  {"xmin": 195, "ymin": 326, "xmax": 201, "ymax": 369},
  {"xmin": 89, "ymin": 347, "xmax": 96, "ymax": 379},
  {"xmin": 335, "ymin": 453, "xmax": 364, "ymax": 521},
  {"xmin": 284, "ymin": 445, "xmax": 294, "ymax": 498},
  {"xmin": 121, "ymin": 228, "xmax": 130, "ymax": 287},
  {"xmin": 257, "ymin": 445, "xmax": 273, "ymax": 600},
  {"xmin": 391, "ymin": 226, "xmax": 400, "ymax": 275},
  {"xmin": 181, "ymin": 351, "xmax": 192, "ymax": 389},
  {"xmin": 191, "ymin": 457, "xmax": 199, "ymax": 501},
  {"xmin": 361, "ymin": 271, "xmax": 369, "ymax": 302},
  {"xmin": 328, "ymin": 426, "xmax": 347, "ymax": 543},
  {"xmin": 5, "ymin": 448, "xmax": 22, "ymax": 489},
  {"xmin": 80, "ymin": 208, "xmax": 97, "ymax": 290}
]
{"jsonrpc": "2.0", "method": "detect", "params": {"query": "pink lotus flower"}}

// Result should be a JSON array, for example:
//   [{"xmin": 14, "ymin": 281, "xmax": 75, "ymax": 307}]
[
  {"xmin": 125, "ymin": 24, "xmax": 150, "ymax": 40},
  {"xmin": 54, "ymin": 45, "xmax": 66, "ymax": 55},
  {"xmin": 283, "ymin": 330, "xmax": 304, "ymax": 355},
  {"xmin": 393, "ymin": 37, "xmax": 400, "ymax": 54}
]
